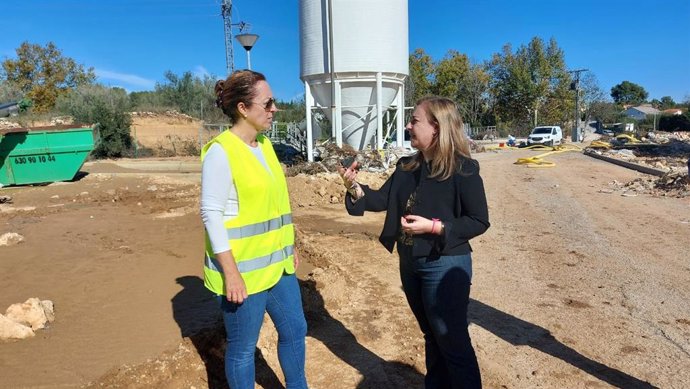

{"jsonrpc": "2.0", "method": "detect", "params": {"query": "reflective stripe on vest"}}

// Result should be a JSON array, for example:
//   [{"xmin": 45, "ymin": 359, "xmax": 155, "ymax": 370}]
[
  {"xmin": 205, "ymin": 244, "xmax": 294, "ymax": 273},
  {"xmin": 226, "ymin": 213, "xmax": 293, "ymax": 240}
]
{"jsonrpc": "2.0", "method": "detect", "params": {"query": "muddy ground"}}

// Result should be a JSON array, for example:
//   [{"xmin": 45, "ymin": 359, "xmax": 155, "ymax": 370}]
[{"xmin": 1, "ymin": 144, "xmax": 689, "ymax": 389}]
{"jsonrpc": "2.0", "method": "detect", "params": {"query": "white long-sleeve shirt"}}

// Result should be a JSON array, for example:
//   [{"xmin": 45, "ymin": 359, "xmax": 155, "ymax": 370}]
[{"xmin": 200, "ymin": 142, "xmax": 270, "ymax": 254}]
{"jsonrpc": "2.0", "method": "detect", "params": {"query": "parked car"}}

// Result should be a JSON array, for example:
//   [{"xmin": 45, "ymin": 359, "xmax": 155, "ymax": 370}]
[
  {"xmin": 595, "ymin": 128, "xmax": 615, "ymax": 136},
  {"xmin": 527, "ymin": 126, "xmax": 563, "ymax": 146}
]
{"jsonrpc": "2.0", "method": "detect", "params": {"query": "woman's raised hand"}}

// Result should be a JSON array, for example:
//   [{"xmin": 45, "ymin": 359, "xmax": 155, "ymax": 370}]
[{"xmin": 337, "ymin": 160, "xmax": 359, "ymax": 189}]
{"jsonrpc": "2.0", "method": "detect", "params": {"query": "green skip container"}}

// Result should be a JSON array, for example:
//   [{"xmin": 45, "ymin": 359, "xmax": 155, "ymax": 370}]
[{"xmin": 0, "ymin": 126, "xmax": 97, "ymax": 186}]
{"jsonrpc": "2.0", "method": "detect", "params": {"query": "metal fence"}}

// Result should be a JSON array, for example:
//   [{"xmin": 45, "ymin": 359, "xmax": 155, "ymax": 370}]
[
  {"xmin": 197, "ymin": 120, "xmax": 496, "ymax": 160},
  {"xmin": 198, "ymin": 122, "xmax": 308, "ymax": 158}
]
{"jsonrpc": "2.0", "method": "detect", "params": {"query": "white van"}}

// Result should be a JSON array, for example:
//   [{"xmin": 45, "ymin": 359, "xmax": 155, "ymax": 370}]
[{"xmin": 527, "ymin": 126, "xmax": 563, "ymax": 146}]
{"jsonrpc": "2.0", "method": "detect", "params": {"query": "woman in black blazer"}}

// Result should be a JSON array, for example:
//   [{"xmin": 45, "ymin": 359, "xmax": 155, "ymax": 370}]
[{"xmin": 339, "ymin": 96, "xmax": 489, "ymax": 389}]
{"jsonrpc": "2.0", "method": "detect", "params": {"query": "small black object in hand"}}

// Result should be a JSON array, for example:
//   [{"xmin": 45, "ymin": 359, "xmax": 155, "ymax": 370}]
[{"xmin": 341, "ymin": 156, "xmax": 356, "ymax": 169}]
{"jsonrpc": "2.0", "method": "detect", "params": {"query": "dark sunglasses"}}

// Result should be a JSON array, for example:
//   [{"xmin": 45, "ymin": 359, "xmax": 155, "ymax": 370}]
[{"xmin": 255, "ymin": 97, "xmax": 276, "ymax": 111}]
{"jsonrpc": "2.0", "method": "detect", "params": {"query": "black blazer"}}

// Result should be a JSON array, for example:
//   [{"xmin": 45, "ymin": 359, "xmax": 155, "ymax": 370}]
[{"xmin": 345, "ymin": 156, "xmax": 490, "ymax": 257}]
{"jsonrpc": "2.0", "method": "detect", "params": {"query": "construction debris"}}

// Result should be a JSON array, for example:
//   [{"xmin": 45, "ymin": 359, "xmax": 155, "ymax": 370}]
[
  {"xmin": 129, "ymin": 111, "xmax": 196, "ymax": 122},
  {"xmin": 0, "ymin": 118, "xmax": 21, "ymax": 130},
  {"xmin": 50, "ymin": 116, "xmax": 74, "ymax": 126},
  {"xmin": 286, "ymin": 143, "xmax": 399, "ymax": 176},
  {"xmin": 605, "ymin": 172, "xmax": 689, "ymax": 198},
  {"xmin": 586, "ymin": 131, "xmax": 690, "ymax": 195}
]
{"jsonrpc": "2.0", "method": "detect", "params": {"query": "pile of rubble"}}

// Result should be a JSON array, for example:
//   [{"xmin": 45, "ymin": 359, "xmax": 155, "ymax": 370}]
[
  {"xmin": 50, "ymin": 116, "xmax": 74, "ymax": 125},
  {"xmin": 130, "ymin": 110, "xmax": 196, "ymax": 122},
  {"xmin": 1, "ymin": 116, "xmax": 76, "ymax": 130},
  {"xmin": 284, "ymin": 139, "xmax": 487, "ymax": 177},
  {"xmin": 588, "ymin": 131, "xmax": 690, "ymax": 174},
  {"xmin": 605, "ymin": 172, "xmax": 689, "ymax": 198},
  {"xmin": 288, "ymin": 170, "xmax": 389, "ymax": 207},
  {"xmin": 0, "ymin": 118, "xmax": 20, "ymax": 130},
  {"xmin": 644, "ymin": 131, "xmax": 690, "ymax": 143},
  {"xmin": 286, "ymin": 143, "xmax": 409, "ymax": 176}
]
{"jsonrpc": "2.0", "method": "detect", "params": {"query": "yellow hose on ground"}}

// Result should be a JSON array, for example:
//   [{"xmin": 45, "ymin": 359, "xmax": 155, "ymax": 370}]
[
  {"xmin": 588, "ymin": 140, "xmax": 611, "ymax": 149},
  {"xmin": 514, "ymin": 144, "xmax": 582, "ymax": 168},
  {"xmin": 588, "ymin": 134, "xmax": 642, "ymax": 150},
  {"xmin": 511, "ymin": 134, "xmax": 642, "ymax": 167},
  {"xmin": 615, "ymin": 134, "xmax": 640, "ymax": 143}
]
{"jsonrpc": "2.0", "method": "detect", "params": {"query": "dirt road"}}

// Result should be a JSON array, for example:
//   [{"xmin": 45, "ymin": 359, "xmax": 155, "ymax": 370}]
[{"xmin": 1, "ymin": 148, "xmax": 688, "ymax": 388}]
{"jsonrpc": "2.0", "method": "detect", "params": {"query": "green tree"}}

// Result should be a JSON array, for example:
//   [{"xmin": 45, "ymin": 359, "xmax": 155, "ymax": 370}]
[
  {"xmin": 406, "ymin": 48, "xmax": 434, "ymax": 105},
  {"xmin": 129, "ymin": 90, "xmax": 169, "ymax": 111},
  {"xmin": 659, "ymin": 96, "xmax": 676, "ymax": 110},
  {"xmin": 487, "ymin": 37, "xmax": 572, "ymax": 133},
  {"xmin": 610, "ymin": 81, "xmax": 648, "ymax": 105},
  {"xmin": 535, "ymin": 38, "xmax": 572, "ymax": 127},
  {"xmin": 457, "ymin": 64, "xmax": 490, "ymax": 127},
  {"xmin": 1, "ymin": 42, "xmax": 95, "ymax": 112},
  {"xmin": 0, "ymin": 81, "xmax": 22, "ymax": 103},
  {"xmin": 274, "ymin": 98, "xmax": 306, "ymax": 123},
  {"xmin": 56, "ymin": 84, "xmax": 133, "ymax": 158},
  {"xmin": 156, "ymin": 71, "xmax": 217, "ymax": 119},
  {"xmin": 487, "ymin": 44, "xmax": 529, "ymax": 128},
  {"xmin": 433, "ymin": 50, "xmax": 470, "ymax": 99},
  {"xmin": 589, "ymin": 101, "xmax": 621, "ymax": 124},
  {"xmin": 407, "ymin": 49, "xmax": 491, "ymax": 126},
  {"xmin": 658, "ymin": 114, "xmax": 690, "ymax": 131}
]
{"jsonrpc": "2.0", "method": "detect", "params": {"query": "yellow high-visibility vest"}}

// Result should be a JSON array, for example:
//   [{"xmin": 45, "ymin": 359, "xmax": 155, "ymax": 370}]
[{"xmin": 201, "ymin": 130, "xmax": 295, "ymax": 295}]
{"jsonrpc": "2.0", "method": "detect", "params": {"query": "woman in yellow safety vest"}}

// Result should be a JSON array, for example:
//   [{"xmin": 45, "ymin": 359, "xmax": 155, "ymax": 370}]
[{"xmin": 200, "ymin": 70, "xmax": 308, "ymax": 389}]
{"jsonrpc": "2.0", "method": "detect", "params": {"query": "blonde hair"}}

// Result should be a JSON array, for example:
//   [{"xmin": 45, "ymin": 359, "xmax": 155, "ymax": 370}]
[{"xmin": 402, "ymin": 96, "xmax": 472, "ymax": 180}]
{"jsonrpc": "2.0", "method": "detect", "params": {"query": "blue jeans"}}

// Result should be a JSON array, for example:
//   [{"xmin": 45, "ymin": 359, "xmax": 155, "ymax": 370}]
[
  {"xmin": 398, "ymin": 245, "xmax": 482, "ymax": 389},
  {"xmin": 219, "ymin": 273, "xmax": 308, "ymax": 389}
]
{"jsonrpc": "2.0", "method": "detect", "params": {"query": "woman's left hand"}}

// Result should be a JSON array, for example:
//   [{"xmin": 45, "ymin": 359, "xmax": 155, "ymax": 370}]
[
  {"xmin": 400, "ymin": 215, "xmax": 434, "ymax": 235},
  {"xmin": 293, "ymin": 248, "xmax": 301, "ymax": 269}
]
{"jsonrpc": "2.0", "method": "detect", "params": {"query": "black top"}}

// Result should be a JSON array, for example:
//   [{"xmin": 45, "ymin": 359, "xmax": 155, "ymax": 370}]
[{"xmin": 345, "ymin": 156, "xmax": 490, "ymax": 257}]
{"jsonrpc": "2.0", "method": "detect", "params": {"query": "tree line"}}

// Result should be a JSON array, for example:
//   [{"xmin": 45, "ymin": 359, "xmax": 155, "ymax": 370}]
[
  {"xmin": 407, "ymin": 37, "xmax": 689, "ymax": 135},
  {"xmin": 1, "ymin": 40, "xmax": 688, "ymax": 157},
  {"xmin": 0, "ymin": 42, "xmax": 306, "ymax": 157}
]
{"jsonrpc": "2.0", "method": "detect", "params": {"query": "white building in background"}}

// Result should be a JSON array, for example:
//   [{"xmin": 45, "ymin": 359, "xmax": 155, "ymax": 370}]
[
  {"xmin": 299, "ymin": 0, "xmax": 409, "ymax": 161},
  {"xmin": 624, "ymin": 104, "xmax": 660, "ymax": 120}
]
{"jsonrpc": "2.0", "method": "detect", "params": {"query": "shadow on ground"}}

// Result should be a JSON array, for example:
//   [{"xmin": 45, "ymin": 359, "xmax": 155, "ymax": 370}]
[
  {"xmin": 171, "ymin": 275, "xmax": 423, "ymax": 389},
  {"xmin": 469, "ymin": 298, "xmax": 657, "ymax": 389}
]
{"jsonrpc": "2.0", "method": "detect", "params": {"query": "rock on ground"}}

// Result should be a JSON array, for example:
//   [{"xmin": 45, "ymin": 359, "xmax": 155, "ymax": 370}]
[
  {"xmin": 0, "ymin": 314, "xmax": 35, "ymax": 340},
  {"xmin": 0, "ymin": 232, "xmax": 24, "ymax": 246},
  {"xmin": 5, "ymin": 298, "xmax": 55, "ymax": 331}
]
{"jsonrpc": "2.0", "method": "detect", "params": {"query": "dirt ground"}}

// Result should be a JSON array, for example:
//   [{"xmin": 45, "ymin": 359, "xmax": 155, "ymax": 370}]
[{"xmin": 1, "ymin": 124, "xmax": 690, "ymax": 388}]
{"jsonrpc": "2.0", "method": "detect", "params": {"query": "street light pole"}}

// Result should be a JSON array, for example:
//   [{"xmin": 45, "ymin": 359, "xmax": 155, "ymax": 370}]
[
  {"xmin": 568, "ymin": 68, "xmax": 588, "ymax": 142},
  {"xmin": 235, "ymin": 33, "xmax": 259, "ymax": 70}
]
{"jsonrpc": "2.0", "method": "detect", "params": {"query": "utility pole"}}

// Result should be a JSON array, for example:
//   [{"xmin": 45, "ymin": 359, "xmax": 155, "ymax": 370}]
[
  {"xmin": 221, "ymin": 0, "xmax": 234, "ymax": 75},
  {"xmin": 569, "ymin": 68, "xmax": 588, "ymax": 142}
]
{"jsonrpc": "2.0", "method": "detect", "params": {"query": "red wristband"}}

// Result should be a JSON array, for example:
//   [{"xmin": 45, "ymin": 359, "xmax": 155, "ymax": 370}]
[{"xmin": 432, "ymin": 218, "xmax": 440, "ymax": 234}]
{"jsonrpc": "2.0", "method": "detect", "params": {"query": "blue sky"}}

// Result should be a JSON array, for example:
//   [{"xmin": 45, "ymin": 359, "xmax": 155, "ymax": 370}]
[{"xmin": 2, "ymin": 0, "xmax": 689, "ymax": 103}]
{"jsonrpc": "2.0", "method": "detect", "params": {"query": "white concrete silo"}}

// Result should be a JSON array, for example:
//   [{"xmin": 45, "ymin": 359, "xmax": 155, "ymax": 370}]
[{"xmin": 299, "ymin": 0, "xmax": 409, "ymax": 159}]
